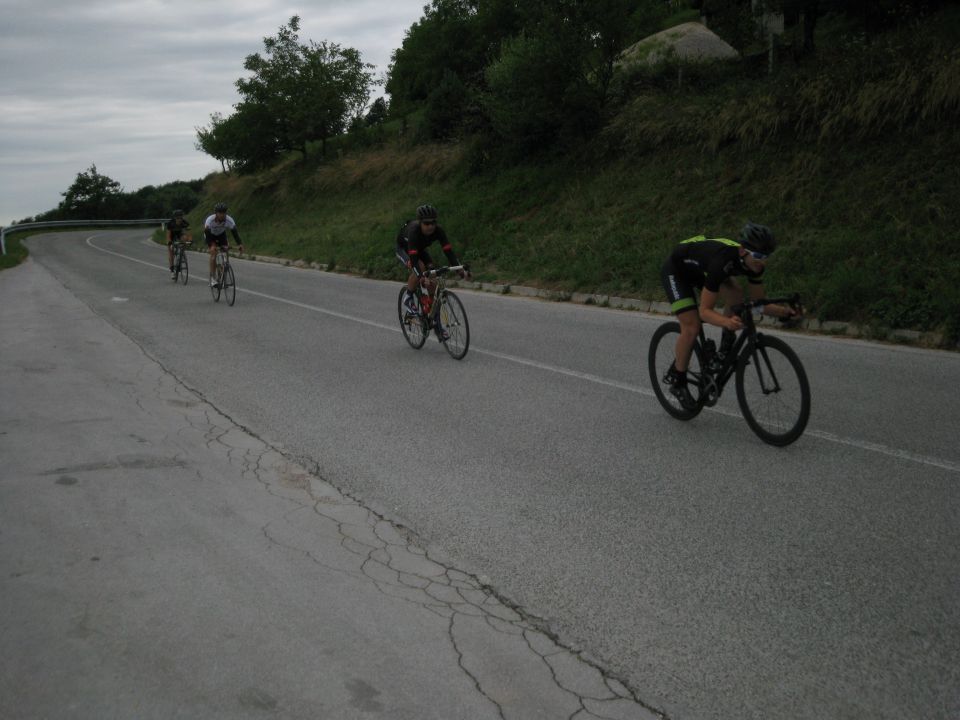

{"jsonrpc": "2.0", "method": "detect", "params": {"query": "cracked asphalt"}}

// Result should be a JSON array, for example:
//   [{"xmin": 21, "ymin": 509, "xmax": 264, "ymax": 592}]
[
  {"xmin": 3, "ymin": 231, "xmax": 959, "ymax": 720},
  {"xmin": 0, "ymin": 252, "xmax": 658, "ymax": 718}
]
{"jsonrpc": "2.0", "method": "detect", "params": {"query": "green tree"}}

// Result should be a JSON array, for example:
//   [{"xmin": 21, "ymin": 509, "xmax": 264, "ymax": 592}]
[
  {"xmin": 195, "ymin": 112, "xmax": 235, "ymax": 172},
  {"xmin": 424, "ymin": 69, "xmax": 472, "ymax": 139},
  {"xmin": 483, "ymin": 1, "xmax": 646, "ymax": 152},
  {"xmin": 58, "ymin": 164, "xmax": 123, "ymax": 219},
  {"xmin": 699, "ymin": 0, "xmax": 756, "ymax": 52},
  {"xmin": 194, "ymin": 113, "xmax": 236, "ymax": 172},
  {"xmin": 365, "ymin": 96, "xmax": 389, "ymax": 126},
  {"xmin": 237, "ymin": 15, "xmax": 376, "ymax": 159},
  {"xmin": 386, "ymin": 0, "xmax": 486, "ymax": 118}
]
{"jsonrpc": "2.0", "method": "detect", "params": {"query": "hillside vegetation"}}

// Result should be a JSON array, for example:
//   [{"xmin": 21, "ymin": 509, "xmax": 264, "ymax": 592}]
[{"xmin": 180, "ymin": 7, "xmax": 960, "ymax": 345}]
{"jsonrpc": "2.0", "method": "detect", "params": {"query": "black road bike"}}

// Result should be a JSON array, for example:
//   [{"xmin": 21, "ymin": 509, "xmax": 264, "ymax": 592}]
[
  {"xmin": 397, "ymin": 265, "xmax": 470, "ymax": 360},
  {"xmin": 171, "ymin": 239, "xmax": 191, "ymax": 285},
  {"xmin": 210, "ymin": 246, "xmax": 236, "ymax": 306},
  {"xmin": 648, "ymin": 295, "xmax": 811, "ymax": 446}
]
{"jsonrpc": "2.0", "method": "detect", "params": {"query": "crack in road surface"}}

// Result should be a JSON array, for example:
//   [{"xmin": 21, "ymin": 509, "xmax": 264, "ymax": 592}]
[{"xmin": 166, "ymin": 371, "xmax": 662, "ymax": 720}]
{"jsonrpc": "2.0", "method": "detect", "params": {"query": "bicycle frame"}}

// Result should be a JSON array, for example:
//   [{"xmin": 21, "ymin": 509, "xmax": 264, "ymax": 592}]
[
  {"xmin": 213, "ymin": 246, "xmax": 231, "ymax": 275},
  {"xmin": 696, "ymin": 295, "xmax": 800, "ymax": 404},
  {"xmin": 418, "ymin": 265, "xmax": 466, "ymax": 318}
]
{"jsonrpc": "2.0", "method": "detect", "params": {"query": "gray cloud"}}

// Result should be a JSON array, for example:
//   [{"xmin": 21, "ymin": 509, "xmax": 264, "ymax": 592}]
[{"xmin": 0, "ymin": 0, "xmax": 425, "ymax": 224}]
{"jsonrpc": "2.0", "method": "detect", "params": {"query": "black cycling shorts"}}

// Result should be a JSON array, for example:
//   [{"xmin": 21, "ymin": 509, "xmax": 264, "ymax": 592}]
[
  {"xmin": 660, "ymin": 259, "xmax": 698, "ymax": 315},
  {"xmin": 204, "ymin": 229, "xmax": 229, "ymax": 248}
]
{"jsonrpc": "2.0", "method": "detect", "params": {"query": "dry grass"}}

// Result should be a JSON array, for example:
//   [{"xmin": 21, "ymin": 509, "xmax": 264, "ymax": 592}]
[{"xmin": 307, "ymin": 143, "xmax": 466, "ymax": 192}]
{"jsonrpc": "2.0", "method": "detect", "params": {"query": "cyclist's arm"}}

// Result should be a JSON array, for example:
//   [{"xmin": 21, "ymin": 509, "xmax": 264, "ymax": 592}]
[
  {"xmin": 699, "ymin": 289, "xmax": 739, "ymax": 330},
  {"xmin": 436, "ymin": 229, "xmax": 469, "ymax": 277},
  {"xmin": 747, "ymin": 282, "xmax": 798, "ymax": 318},
  {"xmin": 407, "ymin": 240, "xmax": 424, "ymax": 275},
  {"xmin": 438, "ymin": 235, "xmax": 459, "ymax": 267}
]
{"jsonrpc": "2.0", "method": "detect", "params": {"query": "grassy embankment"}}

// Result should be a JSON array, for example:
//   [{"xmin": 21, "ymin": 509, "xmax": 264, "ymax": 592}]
[
  {"xmin": 0, "ymin": 234, "xmax": 28, "ymax": 270},
  {"xmin": 167, "ymin": 9, "xmax": 958, "ymax": 347}
]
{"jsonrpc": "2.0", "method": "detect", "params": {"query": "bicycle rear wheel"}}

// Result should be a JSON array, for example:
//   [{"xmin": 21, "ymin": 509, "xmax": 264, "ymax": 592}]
[
  {"xmin": 223, "ymin": 265, "xmax": 236, "ymax": 306},
  {"xmin": 647, "ymin": 321, "xmax": 706, "ymax": 420},
  {"xmin": 438, "ymin": 291, "xmax": 469, "ymax": 360},
  {"xmin": 398, "ymin": 286, "xmax": 427, "ymax": 349},
  {"xmin": 735, "ymin": 335, "xmax": 810, "ymax": 446},
  {"xmin": 177, "ymin": 249, "xmax": 189, "ymax": 285}
]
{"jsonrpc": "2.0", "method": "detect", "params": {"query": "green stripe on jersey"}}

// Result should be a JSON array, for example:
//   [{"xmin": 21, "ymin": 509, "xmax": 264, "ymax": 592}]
[{"xmin": 680, "ymin": 235, "xmax": 739, "ymax": 248}]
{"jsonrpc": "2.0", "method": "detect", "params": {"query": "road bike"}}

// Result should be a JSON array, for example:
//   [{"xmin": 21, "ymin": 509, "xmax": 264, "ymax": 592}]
[
  {"xmin": 648, "ymin": 295, "xmax": 811, "ymax": 446},
  {"xmin": 397, "ymin": 265, "xmax": 470, "ymax": 360},
  {"xmin": 210, "ymin": 246, "xmax": 236, "ymax": 306},
  {"xmin": 171, "ymin": 237, "xmax": 191, "ymax": 285}
]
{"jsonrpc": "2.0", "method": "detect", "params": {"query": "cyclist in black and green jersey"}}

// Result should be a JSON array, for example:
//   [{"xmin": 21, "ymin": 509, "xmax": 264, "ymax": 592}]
[{"xmin": 659, "ymin": 222, "xmax": 800, "ymax": 409}]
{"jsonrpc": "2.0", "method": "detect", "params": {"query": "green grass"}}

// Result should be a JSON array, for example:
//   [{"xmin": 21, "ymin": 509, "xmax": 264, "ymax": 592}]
[
  {"xmin": 192, "ymin": 110, "xmax": 958, "ymax": 347},
  {"xmin": 13, "ymin": 8, "xmax": 960, "ymax": 346},
  {"xmin": 0, "ymin": 233, "xmax": 28, "ymax": 270}
]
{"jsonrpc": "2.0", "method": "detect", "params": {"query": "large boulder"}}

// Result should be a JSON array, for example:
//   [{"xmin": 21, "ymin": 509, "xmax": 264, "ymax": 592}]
[{"xmin": 618, "ymin": 22, "xmax": 739, "ymax": 67}]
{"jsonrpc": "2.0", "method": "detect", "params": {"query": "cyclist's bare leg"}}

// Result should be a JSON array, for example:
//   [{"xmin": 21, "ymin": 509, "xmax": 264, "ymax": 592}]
[
  {"xmin": 209, "ymin": 244, "xmax": 218, "ymax": 277},
  {"xmin": 406, "ymin": 260, "xmax": 433, "ymax": 294},
  {"xmin": 167, "ymin": 242, "xmax": 174, "ymax": 268},
  {"xmin": 674, "ymin": 309, "xmax": 700, "ymax": 372}
]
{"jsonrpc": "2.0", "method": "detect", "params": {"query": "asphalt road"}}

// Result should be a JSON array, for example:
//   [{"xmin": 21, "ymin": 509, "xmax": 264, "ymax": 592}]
[{"xmin": 12, "ymin": 230, "xmax": 960, "ymax": 719}]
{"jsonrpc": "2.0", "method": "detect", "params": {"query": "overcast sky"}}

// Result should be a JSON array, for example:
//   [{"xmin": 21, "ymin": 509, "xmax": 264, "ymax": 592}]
[{"xmin": 0, "ymin": 0, "xmax": 428, "ymax": 225}]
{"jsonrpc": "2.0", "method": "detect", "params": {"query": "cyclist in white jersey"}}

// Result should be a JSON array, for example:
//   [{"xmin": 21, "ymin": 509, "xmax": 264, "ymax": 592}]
[{"xmin": 203, "ymin": 202, "xmax": 244, "ymax": 286}]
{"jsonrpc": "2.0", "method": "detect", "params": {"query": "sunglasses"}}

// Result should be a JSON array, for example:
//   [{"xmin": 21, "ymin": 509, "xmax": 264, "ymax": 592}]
[
  {"xmin": 421, "ymin": 220, "xmax": 436, "ymax": 226},
  {"xmin": 746, "ymin": 249, "xmax": 769, "ymax": 260}
]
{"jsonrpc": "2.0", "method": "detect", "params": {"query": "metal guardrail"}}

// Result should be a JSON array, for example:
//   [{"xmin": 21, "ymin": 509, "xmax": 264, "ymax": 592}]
[{"xmin": 1, "ymin": 219, "xmax": 168, "ymax": 255}]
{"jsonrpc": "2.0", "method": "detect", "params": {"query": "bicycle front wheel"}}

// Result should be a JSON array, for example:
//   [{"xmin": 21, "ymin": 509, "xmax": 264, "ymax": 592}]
[
  {"xmin": 647, "ymin": 321, "xmax": 705, "ymax": 421},
  {"xmin": 223, "ymin": 265, "xmax": 236, "ymax": 306},
  {"xmin": 735, "ymin": 335, "xmax": 810, "ymax": 446},
  {"xmin": 398, "ymin": 287, "xmax": 427, "ymax": 349},
  {"xmin": 210, "ymin": 268, "xmax": 222, "ymax": 302},
  {"xmin": 177, "ymin": 249, "xmax": 189, "ymax": 285},
  {"xmin": 438, "ymin": 291, "xmax": 469, "ymax": 360}
]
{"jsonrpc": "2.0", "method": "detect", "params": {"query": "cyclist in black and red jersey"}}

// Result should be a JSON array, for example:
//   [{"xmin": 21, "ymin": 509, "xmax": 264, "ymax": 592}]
[
  {"xmin": 396, "ymin": 204, "xmax": 471, "ymax": 339},
  {"xmin": 165, "ymin": 209, "xmax": 191, "ymax": 278},
  {"xmin": 660, "ymin": 222, "xmax": 800, "ymax": 409}
]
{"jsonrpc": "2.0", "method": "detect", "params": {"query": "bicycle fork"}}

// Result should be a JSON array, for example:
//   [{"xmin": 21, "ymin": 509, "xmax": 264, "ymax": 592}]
[{"xmin": 749, "ymin": 338, "xmax": 782, "ymax": 396}]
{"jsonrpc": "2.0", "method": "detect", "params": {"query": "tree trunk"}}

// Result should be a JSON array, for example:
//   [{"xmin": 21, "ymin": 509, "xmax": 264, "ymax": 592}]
[{"xmin": 802, "ymin": 0, "xmax": 819, "ymax": 54}]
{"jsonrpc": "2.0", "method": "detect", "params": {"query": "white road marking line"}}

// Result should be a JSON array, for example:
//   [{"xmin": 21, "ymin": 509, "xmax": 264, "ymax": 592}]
[{"xmin": 85, "ymin": 234, "xmax": 960, "ymax": 474}]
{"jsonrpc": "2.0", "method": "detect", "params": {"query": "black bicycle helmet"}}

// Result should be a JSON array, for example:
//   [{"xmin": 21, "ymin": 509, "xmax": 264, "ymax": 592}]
[
  {"xmin": 416, "ymin": 204, "xmax": 438, "ymax": 221},
  {"xmin": 214, "ymin": 202, "xmax": 228, "ymax": 213},
  {"xmin": 172, "ymin": 209, "xmax": 183, "ymax": 217},
  {"xmin": 739, "ymin": 222, "xmax": 776, "ymax": 255}
]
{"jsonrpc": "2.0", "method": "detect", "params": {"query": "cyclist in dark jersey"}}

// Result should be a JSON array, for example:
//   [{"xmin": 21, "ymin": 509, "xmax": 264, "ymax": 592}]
[
  {"xmin": 660, "ymin": 222, "xmax": 799, "ymax": 409},
  {"xmin": 397, "ymin": 204, "xmax": 470, "ymax": 339},
  {"xmin": 165, "ymin": 209, "xmax": 191, "ymax": 278}
]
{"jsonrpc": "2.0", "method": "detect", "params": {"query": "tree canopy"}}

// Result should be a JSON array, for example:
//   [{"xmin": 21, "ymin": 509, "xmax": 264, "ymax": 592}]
[
  {"xmin": 58, "ymin": 164, "xmax": 123, "ymax": 219},
  {"xmin": 196, "ymin": 16, "xmax": 377, "ymax": 172},
  {"xmin": 17, "ymin": 165, "xmax": 203, "ymax": 224}
]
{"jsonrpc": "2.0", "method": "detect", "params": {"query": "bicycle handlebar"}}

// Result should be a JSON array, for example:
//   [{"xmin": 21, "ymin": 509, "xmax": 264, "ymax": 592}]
[{"xmin": 422, "ymin": 264, "xmax": 469, "ymax": 278}]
